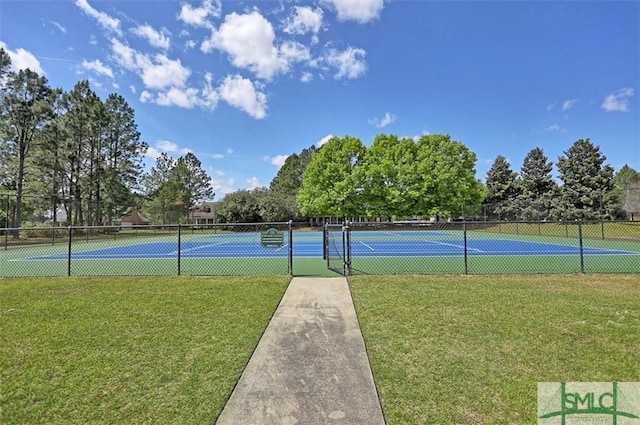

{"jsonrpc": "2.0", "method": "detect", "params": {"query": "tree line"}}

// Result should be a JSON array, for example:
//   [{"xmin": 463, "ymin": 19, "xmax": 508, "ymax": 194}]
[
  {"xmin": 216, "ymin": 135, "xmax": 639, "ymax": 223},
  {"xmin": 484, "ymin": 140, "xmax": 640, "ymax": 221},
  {"xmin": 0, "ymin": 48, "xmax": 214, "ymax": 230},
  {"xmin": 2, "ymin": 46, "xmax": 638, "ymax": 227}
]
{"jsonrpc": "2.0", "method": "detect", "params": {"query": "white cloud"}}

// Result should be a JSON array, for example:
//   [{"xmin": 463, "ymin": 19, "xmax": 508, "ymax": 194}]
[
  {"xmin": 543, "ymin": 123, "xmax": 566, "ymax": 132},
  {"xmin": 129, "ymin": 85, "xmax": 136, "ymax": 94},
  {"xmin": 324, "ymin": 46, "xmax": 367, "ymax": 79},
  {"xmin": 145, "ymin": 146, "xmax": 162, "ymax": 160},
  {"xmin": 51, "ymin": 21, "xmax": 67, "ymax": 34},
  {"xmin": 317, "ymin": 134, "xmax": 334, "ymax": 147},
  {"xmin": 264, "ymin": 154, "xmax": 289, "ymax": 168},
  {"xmin": 202, "ymin": 11, "xmax": 309, "ymax": 81},
  {"xmin": 210, "ymin": 176, "xmax": 236, "ymax": 197},
  {"xmin": 139, "ymin": 90, "xmax": 153, "ymax": 103},
  {"xmin": 131, "ymin": 24, "xmax": 171, "ymax": 50},
  {"xmin": 601, "ymin": 87, "xmax": 634, "ymax": 112},
  {"xmin": 185, "ymin": 40, "xmax": 196, "ymax": 50},
  {"xmin": 155, "ymin": 139, "xmax": 192, "ymax": 156},
  {"xmin": 562, "ymin": 98, "xmax": 578, "ymax": 111},
  {"xmin": 301, "ymin": 71, "xmax": 314, "ymax": 83},
  {"xmin": 370, "ymin": 112, "xmax": 396, "ymax": 128},
  {"xmin": 0, "ymin": 42, "xmax": 45, "ymax": 75},
  {"xmin": 246, "ymin": 176, "xmax": 262, "ymax": 189},
  {"xmin": 211, "ymin": 148, "xmax": 233, "ymax": 159},
  {"xmin": 111, "ymin": 39, "xmax": 191, "ymax": 90},
  {"xmin": 141, "ymin": 55, "xmax": 191, "ymax": 90},
  {"xmin": 178, "ymin": 0, "xmax": 221, "ymax": 28},
  {"xmin": 155, "ymin": 87, "xmax": 201, "ymax": 108},
  {"xmin": 283, "ymin": 6, "xmax": 323, "ymax": 40},
  {"xmin": 81, "ymin": 59, "xmax": 114, "ymax": 78},
  {"xmin": 218, "ymin": 74, "xmax": 267, "ymax": 119},
  {"xmin": 75, "ymin": 0, "xmax": 122, "ymax": 36},
  {"xmin": 279, "ymin": 41, "xmax": 311, "ymax": 64},
  {"xmin": 322, "ymin": 0, "xmax": 384, "ymax": 23}
]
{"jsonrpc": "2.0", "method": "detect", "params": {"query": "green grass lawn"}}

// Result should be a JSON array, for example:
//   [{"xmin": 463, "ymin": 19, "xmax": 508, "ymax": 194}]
[
  {"xmin": 0, "ymin": 276, "xmax": 289, "ymax": 424},
  {"xmin": 349, "ymin": 274, "xmax": 640, "ymax": 424},
  {"xmin": 3, "ymin": 274, "xmax": 639, "ymax": 424}
]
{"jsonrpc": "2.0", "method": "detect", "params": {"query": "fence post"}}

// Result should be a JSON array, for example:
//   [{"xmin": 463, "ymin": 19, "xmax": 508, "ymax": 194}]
[
  {"xmin": 288, "ymin": 220, "xmax": 293, "ymax": 276},
  {"xmin": 4, "ymin": 194, "xmax": 8, "ymax": 250},
  {"xmin": 177, "ymin": 224, "xmax": 181, "ymax": 276},
  {"xmin": 322, "ymin": 222, "xmax": 327, "ymax": 260},
  {"xmin": 67, "ymin": 226, "xmax": 72, "ymax": 277},
  {"xmin": 463, "ymin": 221, "xmax": 468, "ymax": 275},
  {"xmin": 345, "ymin": 220, "xmax": 352, "ymax": 276},
  {"xmin": 578, "ymin": 220, "xmax": 584, "ymax": 273}
]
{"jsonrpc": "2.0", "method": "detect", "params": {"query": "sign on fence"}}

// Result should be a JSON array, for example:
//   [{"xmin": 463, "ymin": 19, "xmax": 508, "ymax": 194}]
[{"xmin": 261, "ymin": 228, "xmax": 284, "ymax": 248}]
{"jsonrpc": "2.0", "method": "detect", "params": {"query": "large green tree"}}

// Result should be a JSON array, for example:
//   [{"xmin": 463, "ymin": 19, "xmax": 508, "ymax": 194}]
[
  {"xmin": 215, "ymin": 189, "xmax": 262, "ymax": 223},
  {"xmin": 408, "ymin": 134, "xmax": 483, "ymax": 220},
  {"xmin": 297, "ymin": 136, "xmax": 366, "ymax": 218},
  {"xmin": 557, "ymin": 138, "xmax": 615, "ymax": 220},
  {"xmin": 356, "ymin": 134, "xmax": 416, "ymax": 219},
  {"xmin": 517, "ymin": 147, "xmax": 558, "ymax": 220},
  {"xmin": 142, "ymin": 152, "xmax": 213, "ymax": 223},
  {"xmin": 269, "ymin": 145, "xmax": 316, "ymax": 220},
  {"xmin": 174, "ymin": 152, "xmax": 214, "ymax": 221},
  {"xmin": 0, "ymin": 68, "xmax": 53, "ymax": 231},
  {"xmin": 270, "ymin": 145, "xmax": 316, "ymax": 195},
  {"xmin": 142, "ymin": 153, "xmax": 175, "ymax": 224},
  {"xmin": 101, "ymin": 93, "xmax": 147, "ymax": 224}
]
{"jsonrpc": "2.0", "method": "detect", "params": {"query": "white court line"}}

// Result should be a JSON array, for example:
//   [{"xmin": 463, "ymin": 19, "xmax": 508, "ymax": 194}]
[
  {"xmin": 358, "ymin": 241, "xmax": 375, "ymax": 251},
  {"xmin": 170, "ymin": 241, "xmax": 228, "ymax": 255},
  {"xmin": 426, "ymin": 239, "xmax": 484, "ymax": 252},
  {"xmin": 275, "ymin": 243, "xmax": 288, "ymax": 252}
]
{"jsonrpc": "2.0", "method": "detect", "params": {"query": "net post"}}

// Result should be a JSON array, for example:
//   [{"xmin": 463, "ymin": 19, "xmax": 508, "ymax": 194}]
[
  {"xmin": 288, "ymin": 220, "xmax": 293, "ymax": 276},
  {"xmin": 177, "ymin": 224, "xmax": 182, "ymax": 276}
]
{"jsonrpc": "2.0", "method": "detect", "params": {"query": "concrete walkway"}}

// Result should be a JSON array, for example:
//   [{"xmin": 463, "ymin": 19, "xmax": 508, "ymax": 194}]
[{"xmin": 215, "ymin": 277, "xmax": 385, "ymax": 425}]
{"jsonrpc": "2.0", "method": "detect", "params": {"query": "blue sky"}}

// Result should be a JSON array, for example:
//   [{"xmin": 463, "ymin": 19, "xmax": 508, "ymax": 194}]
[{"xmin": 1, "ymin": 0, "xmax": 638, "ymax": 199}]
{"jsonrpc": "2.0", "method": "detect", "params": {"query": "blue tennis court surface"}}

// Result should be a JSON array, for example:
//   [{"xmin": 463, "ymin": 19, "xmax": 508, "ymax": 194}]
[{"xmin": 17, "ymin": 233, "xmax": 638, "ymax": 261}]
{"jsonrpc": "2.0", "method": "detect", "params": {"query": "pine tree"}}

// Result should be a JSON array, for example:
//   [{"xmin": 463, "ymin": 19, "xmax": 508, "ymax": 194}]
[
  {"xmin": 484, "ymin": 155, "xmax": 520, "ymax": 220},
  {"xmin": 517, "ymin": 147, "xmax": 558, "ymax": 220},
  {"xmin": 557, "ymin": 139, "xmax": 614, "ymax": 220}
]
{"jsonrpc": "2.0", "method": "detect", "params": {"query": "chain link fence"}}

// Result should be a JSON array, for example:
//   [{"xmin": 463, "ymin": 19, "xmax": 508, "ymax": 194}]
[
  {"xmin": 331, "ymin": 220, "xmax": 640, "ymax": 275},
  {"xmin": 1, "ymin": 222, "xmax": 293, "ymax": 277}
]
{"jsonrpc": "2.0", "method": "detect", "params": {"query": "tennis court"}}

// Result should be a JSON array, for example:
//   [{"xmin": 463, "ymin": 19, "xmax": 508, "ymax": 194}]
[
  {"xmin": 2, "ymin": 225, "xmax": 639, "ymax": 276},
  {"xmin": 9, "ymin": 230, "xmax": 637, "ymax": 261}
]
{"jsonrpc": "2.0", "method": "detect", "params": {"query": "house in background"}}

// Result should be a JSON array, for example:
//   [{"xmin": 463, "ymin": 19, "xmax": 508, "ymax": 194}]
[
  {"xmin": 189, "ymin": 201, "xmax": 218, "ymax": 225},
  {"xmin": 624, "ymin": 186, "xmax": 640, "ymax": 221},
  {"xmin": 119, "ymin": 208, "xmax": 150, "ymax": 227}
]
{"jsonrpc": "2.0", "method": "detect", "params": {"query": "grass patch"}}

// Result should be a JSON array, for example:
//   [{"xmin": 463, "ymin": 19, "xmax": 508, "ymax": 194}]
[
  {"xmin": 350, "ymin": 274, "xmax": 640, "ymax": 424},
  {"xmin": 0, "ymin": 276, "xmax": 289, "ymax": 424}
]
